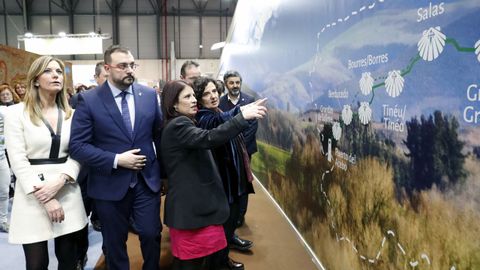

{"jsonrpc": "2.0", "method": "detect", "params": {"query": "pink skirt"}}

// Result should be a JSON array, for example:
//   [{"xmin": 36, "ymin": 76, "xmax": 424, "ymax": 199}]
[{"xmin": 169, "ymin": 225, "xmax": 227, "ymax": 260}]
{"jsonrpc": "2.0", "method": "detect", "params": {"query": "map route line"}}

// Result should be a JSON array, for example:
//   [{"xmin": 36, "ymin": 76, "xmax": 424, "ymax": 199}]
[
  {"xmin": 310, "ymin": 0, "xmax": 386, "ymax": 93},
  {"xmin": 316, "ymin": 152, "xmax": 435, "ymax": 267},
  {"xmin": 366, "ymin": 37, "xmax": 475, "ymax": 105},
  {"xmin": 307, "ymin": 3, "xmax": 472, "ymax": 266},
  {"xmin": 401, "ymin": 54, "xmax": 422, "ymax": 77},
  {"xmin": 445, "ymin": 37, "xmax": 476, "ymax": 52}
]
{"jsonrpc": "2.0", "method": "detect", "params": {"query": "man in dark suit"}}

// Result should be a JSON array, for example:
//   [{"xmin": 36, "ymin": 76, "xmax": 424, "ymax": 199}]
[
  {"xmin": 70, "ymin": 45, "xmax": 163, "ymax": 270},
  {"xmin": 218, "ymin": 70, "xmax": 257, "ymax": 252},
  {"xmin": 219, "ymin": 71, "xmax": 258, "ymax": 157}
]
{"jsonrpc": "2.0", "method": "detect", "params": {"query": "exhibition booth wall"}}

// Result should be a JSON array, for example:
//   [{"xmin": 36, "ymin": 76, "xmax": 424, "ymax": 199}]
[{"xmin": 219, "ymin": 0, "xmax": 480, "ymax": 268}]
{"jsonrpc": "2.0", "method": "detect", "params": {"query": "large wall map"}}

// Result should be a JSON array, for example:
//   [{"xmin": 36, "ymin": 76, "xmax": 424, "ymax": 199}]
[{"xmin": 220, "ymin": 0, "xmax": 480, "ymax": 269}]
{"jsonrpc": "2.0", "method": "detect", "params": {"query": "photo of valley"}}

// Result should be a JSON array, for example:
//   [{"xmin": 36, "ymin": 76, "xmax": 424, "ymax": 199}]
[
  {"xmin": 251, "ymin": 108, "xmax": 480, "ymax": 269},
  {"xmin": 221, "ymin": 0, "xmax": 480, "ymax": 268}
]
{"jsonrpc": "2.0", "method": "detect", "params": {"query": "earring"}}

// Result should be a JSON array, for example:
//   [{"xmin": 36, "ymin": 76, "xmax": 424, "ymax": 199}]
[{"xmin": 34, "ymin": 82, "xmax": 40, "ymax": 87}]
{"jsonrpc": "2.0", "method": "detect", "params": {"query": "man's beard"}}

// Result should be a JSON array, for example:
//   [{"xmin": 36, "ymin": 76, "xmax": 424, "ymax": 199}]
[
  {"xmin": 230, "ymin": 87, "xmax": 240, "ymax": 97},
  {"xmin": 122, "ymin": 75, "xmax": 135, "ymax": 85},
  {"xmin": 115, "ymin": 75, "xmax": 135, "ymax": 89}
]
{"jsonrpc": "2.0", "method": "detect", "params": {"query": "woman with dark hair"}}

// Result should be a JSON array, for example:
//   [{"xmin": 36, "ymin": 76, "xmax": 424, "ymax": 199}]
[
  {"xmin": 193, "ymin": 77, "xmax": 258, "ymax": 269},
  {"xmin": 215, "ymin": 80, "xmax": 225, "ymax": 97},
  {"xmin": 160, "ymin": 80, "xmax": 266, "ymax": 270}
]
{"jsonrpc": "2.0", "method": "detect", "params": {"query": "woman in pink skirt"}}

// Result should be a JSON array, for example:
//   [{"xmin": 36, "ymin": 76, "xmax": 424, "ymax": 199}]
[{"xmin": 159, "ymin": 80, "xmax": 266, "ymax": 270}]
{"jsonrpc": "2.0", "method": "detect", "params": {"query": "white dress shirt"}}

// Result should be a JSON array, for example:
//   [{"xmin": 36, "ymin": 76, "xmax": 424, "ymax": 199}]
[{"xmin": 108, "ymin": 81, "xmax": 135, "ymax": 129}]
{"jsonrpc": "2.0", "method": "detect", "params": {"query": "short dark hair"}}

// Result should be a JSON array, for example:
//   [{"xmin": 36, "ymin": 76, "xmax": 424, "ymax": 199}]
[
  {"xmin": 223, "ymin": 70, "xmax": 242, "ymax": 83},
  {"xmin": 180, "ymin": 60, "xmax": 199, "ymax": 78},
  {"xmin": 161, "ymin": 80, "xmax": 192, "ymax": 123},
  {"xmin": 215, "ymin": 80, "xmax": 225, "ymax": 95},
  {"xmin": 193, "ymin": 76, "xmax": 217, "ymax": 104},
  {"xmin": 104, "ymin": 45, "xmax": 131, "ymax": 64},
  {"xmin": 94, "ymin": 61, "xmax": 105, "ymax": 77}
]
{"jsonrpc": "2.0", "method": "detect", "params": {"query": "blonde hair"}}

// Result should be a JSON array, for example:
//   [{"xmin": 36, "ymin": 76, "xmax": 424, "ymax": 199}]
[
  {"xmin": 13, "ymin": 82, "xmax": 27, "ymax": 101},
  {"xmin": 24, "ymin": 56, "xmax": 72, "ymax": 125}
]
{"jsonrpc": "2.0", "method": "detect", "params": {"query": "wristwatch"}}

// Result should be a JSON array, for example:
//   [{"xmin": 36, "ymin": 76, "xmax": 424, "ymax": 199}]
[{"xmin": 63, "ymin": 174, "xmax": 75, "ymax": 184}]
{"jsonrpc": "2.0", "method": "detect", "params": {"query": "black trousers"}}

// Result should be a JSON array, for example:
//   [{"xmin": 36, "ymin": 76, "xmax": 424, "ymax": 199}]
[
  {"xmin": 22, "ymin": 228, "xmax": 84, "ymax": 270},
  {"xmin": 224, "ymin": 202, "xmax": 240, "ymax": 244},
  {"xmin": 171, "ymin": 249, "xmax": 225, "ymax": 270},
  {"xmin": 237, "ymin": 194, "xmax": 249, "ymax": 225}
]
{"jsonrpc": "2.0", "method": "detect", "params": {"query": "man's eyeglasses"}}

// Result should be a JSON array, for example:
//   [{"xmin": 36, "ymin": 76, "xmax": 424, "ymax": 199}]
[{"xmin": 108, "ymin": 63, "xmax": 139, "ymax": 71}]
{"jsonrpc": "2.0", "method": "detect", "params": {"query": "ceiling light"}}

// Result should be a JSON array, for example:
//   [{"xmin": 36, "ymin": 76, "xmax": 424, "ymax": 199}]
[{"xmin": 17, "ymin": 33, "xmax": 111, "ymax": 55}]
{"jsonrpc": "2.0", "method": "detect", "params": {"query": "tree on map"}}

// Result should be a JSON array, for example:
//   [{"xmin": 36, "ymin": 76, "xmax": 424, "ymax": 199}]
[{"xmin": 404, "ymin": 111, "xmax": 466, "ymax": 191}]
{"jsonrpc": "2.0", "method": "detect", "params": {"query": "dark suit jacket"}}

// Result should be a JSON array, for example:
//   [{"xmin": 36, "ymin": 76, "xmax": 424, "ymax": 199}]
[
  {"xmin": 69, "ymin": 83, "xmax": 163, "ymax": 201},
  {"xmin": 69, "ymin": 92, "xmax": 80, "ymax": 109},
  {"xmin": 219, "ymin": 92, "xmax": 258, "ymax": 156},
  {"xmin": 160, "ymin": 113, "xmax": 248, "ymax": 230}
]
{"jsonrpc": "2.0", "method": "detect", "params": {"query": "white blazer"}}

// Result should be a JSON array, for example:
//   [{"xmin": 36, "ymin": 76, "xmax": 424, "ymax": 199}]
[{"xmin": 5, "ymin": 103, "xmax": 87, "ymax": 244}]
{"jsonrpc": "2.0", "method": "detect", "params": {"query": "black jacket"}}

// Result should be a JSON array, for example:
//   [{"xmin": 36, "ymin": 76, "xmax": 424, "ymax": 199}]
[
  {"xmin": 160, "ymin": 113, "xmax": 249, "ymax": 229},
  {"xmin": 219, "ymin": 92, "xmax": 258, "ymax": 156}
]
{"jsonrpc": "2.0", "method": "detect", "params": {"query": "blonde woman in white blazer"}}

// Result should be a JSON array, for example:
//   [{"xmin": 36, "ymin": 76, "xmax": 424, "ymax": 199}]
[{"xmin": 4, "ymin": 56, "xmax": 87, "ymax": 270}]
